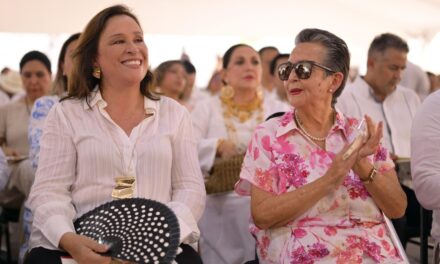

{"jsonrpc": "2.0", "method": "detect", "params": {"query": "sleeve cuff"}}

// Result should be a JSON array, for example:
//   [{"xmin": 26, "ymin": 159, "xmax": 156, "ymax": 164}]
[
  {"xmin": 43, "ymin": 215, "xmax": 76, "ymax": 249},
  {"xmin": 166, "ymin": 201, "xmax": 200, "ymax": 244}
]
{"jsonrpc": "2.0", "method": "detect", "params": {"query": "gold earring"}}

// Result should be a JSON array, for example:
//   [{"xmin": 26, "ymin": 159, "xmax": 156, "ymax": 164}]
[
  {"xmin": 92, "ymin": 67, "xmax": 101, "ymax": 79},
  {"xmin": 220, "ymin": 84, "xmax": 234, "ymax": 100},
  {"xmin": 256, "ymin": 86, "xmax": 264, "ymax": 100}
]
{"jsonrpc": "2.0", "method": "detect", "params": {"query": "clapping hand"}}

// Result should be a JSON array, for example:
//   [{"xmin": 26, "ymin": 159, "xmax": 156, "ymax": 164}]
[{"xmin": 357, "ymin": 115, "xmax": 383, "ymax": 160}]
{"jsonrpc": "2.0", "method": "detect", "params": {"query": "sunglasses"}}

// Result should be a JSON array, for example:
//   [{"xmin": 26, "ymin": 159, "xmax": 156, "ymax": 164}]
[{"xmin": 278, "ymin": 60, "xmax": 335, "ymax": 81}]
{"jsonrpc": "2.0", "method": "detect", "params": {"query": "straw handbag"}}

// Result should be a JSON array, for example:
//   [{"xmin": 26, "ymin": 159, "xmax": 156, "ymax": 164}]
[{"xmin": 205, "ymin": 154, "xmax": 245, "ymax": 194}]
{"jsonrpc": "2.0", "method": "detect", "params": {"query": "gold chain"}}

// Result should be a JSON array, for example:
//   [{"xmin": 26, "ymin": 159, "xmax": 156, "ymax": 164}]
[{"xmin": 220, "ymin": 91, "xmax": 264, "ymax": 152}]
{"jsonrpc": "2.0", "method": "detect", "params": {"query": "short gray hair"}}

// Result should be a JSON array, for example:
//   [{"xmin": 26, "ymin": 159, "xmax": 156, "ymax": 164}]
[
  {"xmin": 295, "ymin": 28, "xmax": 350, "ymax": 106},
  {"xmin": 368, "ymin": 33, "xmax": 409, "ymax": 57}
]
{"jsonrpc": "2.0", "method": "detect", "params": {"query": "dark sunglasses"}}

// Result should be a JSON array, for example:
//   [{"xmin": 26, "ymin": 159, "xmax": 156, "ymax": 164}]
[{"xmin": 278, "ymin": 60, "xmax": 335, "ymax": 81}]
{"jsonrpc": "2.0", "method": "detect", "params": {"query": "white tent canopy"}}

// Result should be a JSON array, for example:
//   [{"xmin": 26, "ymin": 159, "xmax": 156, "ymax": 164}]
[{"xmin": 1, "ymin": 0, "xmax": 440, "ymax": 85}]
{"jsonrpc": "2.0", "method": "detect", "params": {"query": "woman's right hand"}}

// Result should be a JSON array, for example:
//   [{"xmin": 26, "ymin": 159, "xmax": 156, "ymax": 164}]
[
  {"xmin": 59, "ymin": 232, "xmax": 111, "ymax": 264},
  {"xmin": 216, "ymin": 139, "xmax": 239, "ymax": 159},
  {"xmin": 326, "ymin": 143, "xmax": 360, "ymax": 187}
]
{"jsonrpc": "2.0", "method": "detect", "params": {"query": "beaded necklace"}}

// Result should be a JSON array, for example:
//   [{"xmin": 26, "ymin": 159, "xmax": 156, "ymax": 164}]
[{"xmin": 294, "ymin": 110, "xmax": 335, "ymax": 142}]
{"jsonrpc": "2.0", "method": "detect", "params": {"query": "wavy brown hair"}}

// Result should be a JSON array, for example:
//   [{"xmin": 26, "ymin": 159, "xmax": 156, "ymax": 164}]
[{"xmin": 64, "ymin": 5, "xmax": 157, "ymax": 103}]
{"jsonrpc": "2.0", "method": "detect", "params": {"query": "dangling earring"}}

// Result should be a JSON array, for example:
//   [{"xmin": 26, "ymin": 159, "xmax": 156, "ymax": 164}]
[
  {"xmin": 256, "ymin": 86, "xmax": 264, "ymax": 100},
  {"xmin": 92, "ymin": 67, "xmax": 101, "ymax": 79},
  {"xmin": 220, "ymin": 84, "xmax": 235, "ymax": 100}
]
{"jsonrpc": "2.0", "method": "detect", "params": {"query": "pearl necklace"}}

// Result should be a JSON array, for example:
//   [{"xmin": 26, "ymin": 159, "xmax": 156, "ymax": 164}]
[{"xmin": 294, "ymin": 111, "xmax": 333, "ymax": 142}]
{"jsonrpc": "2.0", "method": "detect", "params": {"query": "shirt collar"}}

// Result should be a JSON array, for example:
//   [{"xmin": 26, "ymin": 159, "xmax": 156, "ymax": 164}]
[
  {"xmin": 83, "ymin": 85, "xmax": 158, "ymax": 116},
  {"xmin": 275, "ymin": 108, "xmax": 352, "ymax": 140}
]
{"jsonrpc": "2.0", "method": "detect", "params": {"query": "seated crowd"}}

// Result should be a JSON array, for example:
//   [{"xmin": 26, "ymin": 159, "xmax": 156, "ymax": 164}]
[{"xmin": 1, "ymin": 4, "xmax": 440, "ymax": 264}]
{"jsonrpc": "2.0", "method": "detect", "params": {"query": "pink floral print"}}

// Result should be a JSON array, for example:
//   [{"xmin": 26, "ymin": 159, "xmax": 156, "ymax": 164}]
[{"xmin": 236, "ymin": 110, "xmax": 403, "ymax": 263}]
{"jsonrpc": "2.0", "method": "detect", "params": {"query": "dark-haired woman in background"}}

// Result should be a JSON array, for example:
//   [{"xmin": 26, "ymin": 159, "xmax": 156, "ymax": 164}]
[
  {"xmin": 26, "ymin": 5, "xmax": 204, "ymax": 263},
  {"xmin": 29, "ymin": 33, "xmax": 80, "ymax": 170},
  {"xmin": 0, "ymin": 50, "xmax": 51, "ymax": 207},
  {"xmin": 192, "ymin": 43, "xmax": 288, "ymax": 264},
  {"xmin": 19, "ymin": 33, "xmax": 81, "ymax": 263}
]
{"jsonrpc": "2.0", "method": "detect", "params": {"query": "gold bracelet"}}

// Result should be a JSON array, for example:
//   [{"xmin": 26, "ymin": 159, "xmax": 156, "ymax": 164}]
[{"xmin": 361, "ymin": 167, "xmax": 377, "ymax": 184}]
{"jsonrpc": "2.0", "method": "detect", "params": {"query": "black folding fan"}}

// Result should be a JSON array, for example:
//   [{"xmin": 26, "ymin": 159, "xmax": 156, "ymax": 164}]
[{"xmin": 74, "ymin": 198, "xmax": 180, "ymax": 264}]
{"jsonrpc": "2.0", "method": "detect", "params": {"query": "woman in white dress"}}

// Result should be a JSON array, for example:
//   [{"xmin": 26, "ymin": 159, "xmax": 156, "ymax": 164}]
[{"xmin": 191, "ymin": 44, "xmax": 288, "ymax": 264}]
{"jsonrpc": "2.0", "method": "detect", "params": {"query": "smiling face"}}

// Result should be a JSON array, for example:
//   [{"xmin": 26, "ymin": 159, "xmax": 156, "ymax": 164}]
[
  {"xmin": 95, "ymin": 15, "xmax": 148, "ymax": 88},
  {"xmin": 285, "ymin": 42, "xmax": 336, "ymax": 109},
  {"xmin": 223, "ymin": 46, "xmax": 262, "ymax": 92}
]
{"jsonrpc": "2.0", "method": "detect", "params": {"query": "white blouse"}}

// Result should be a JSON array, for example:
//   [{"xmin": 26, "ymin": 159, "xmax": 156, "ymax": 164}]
[
  {"xmin": 191, "ymin": 95, "xmax": 290, "ymax": 173},
  {"xmin": 28, "ymin": 90, "xmax": 206, "ymax": 250}
]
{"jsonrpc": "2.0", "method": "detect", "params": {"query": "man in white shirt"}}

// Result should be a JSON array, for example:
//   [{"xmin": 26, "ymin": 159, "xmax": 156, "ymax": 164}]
[
  {"xmin": 337, "ymin": 33, "xmax": 420, "ymax": 160},
  {"xmin": 336, "ymin": 33, "xmax": 421, "ymax": 248},
  {"xmin": 411, "ymin": 90, "xmax": 440, "ymax": 263}
]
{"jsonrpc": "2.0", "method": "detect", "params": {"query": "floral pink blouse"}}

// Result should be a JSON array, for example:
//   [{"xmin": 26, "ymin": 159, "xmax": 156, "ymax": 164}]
[{"xmin": 236, "ymin": 110, "xmax": 404, "ymax": 264}]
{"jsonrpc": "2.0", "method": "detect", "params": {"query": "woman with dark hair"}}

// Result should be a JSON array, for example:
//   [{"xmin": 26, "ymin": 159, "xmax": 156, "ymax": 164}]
[
  {"xmin": 19, "ymin": 32, "xmax": 81, "ymax": 264},
  {"xmin": 192, "ymin": 44, "xmax": 288, "ymax": 264},
  {"xmin": 0, "ymin": 50, "xmax": 51, "ymax": 205},
  {"xmin": 29, "ymin": 32, "xmax": 80, "ymax": 170},
  {"xmin": 26, "ymin": 5, "xmax": 205, "ymax": 263},
  {"xmin": 153, "ymin": 60, "xmax": 187, "ymax": 104},
  {"xmin": 236, "ymin": 28, "xmax": 407, "ymax": 263}
]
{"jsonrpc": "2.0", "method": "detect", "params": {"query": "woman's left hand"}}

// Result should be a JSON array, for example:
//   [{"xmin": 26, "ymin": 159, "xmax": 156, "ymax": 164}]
[{"xmin": 357, "ymin": 115, "xmax": 383, "ymax": 161}]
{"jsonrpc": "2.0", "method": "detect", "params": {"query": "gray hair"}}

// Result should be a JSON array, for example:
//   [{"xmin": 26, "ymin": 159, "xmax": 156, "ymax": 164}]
[
  {"xmin": 295, "ymin": 28, "xmax": 350, "ymax": 106},
  {"xmin": 368, "ymin": 33, "xmax": 409, "ymax": 57}
]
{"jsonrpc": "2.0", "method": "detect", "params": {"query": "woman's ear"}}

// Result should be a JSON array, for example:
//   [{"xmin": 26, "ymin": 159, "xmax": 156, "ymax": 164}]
[{"xmin": 329, "ymin": 72, "xmax": 344, "ymax": 93}]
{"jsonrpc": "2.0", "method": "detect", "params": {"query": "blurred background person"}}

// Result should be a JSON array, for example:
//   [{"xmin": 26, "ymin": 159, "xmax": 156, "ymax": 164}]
[
  {"xmin": 181, "ymin": 59, "xmax": 208, "ymax": 112},
  {"xmin": 337, "ymin": 32, "xmax": 420, "ymax": 249},
  {"xmin": 0, "ymin": 50, "xmax": 51, "ymax": 205},
  {"xmin": 205, "ymin": 69, "xmax": 223, "ymax": 96},
  {"xmin": 236, "ymin": 28, "xmax": 406, "ymax": 263},
  {"xmin": 269, "ymin": 53, "xmax": 290, "ymax": 104},
  {"xmin": 0, "ymin": 69, "xmax": 24, "ymax": 106},
  {"xmin": 427, "ymin": 71, "xmax": 440, "ymax": 94},
  {"xmin": 29, "ymin": 33, "xmax": 80, "ymax": 170},
  {"xmin": 258, "ymin": 46, "xmax": 279, "ymax": 99},
  {"xmin": 20, "ymin": 32, "xmax": 80, "ymax": 264},
  {"xmin": 0, "ymin": 148, "xmax": 9, "ymax": 192},
  {"xmin": 153, "ymin": 60, "xmax": 187, "ymax": 104},
  {"xmin": 400, "ymin": 60, "xmax": 430, "ymax": 101},
  {"xmin": 192, "ymin": 43, "xmax": 287, "ymax": 264},
  {"xmin": 0, "ymin": 50, "xmax": 51, "ymax": 262},
  {"xmin": 411, "ymin": 89, "xmax": 440, "ymax": 264}
]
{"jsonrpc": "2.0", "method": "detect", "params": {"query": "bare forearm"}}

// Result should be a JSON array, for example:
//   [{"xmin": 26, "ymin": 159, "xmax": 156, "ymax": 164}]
[
  {"xmin": 252, "ymin": 174, "xmax": 336, "ymax": 229},
  {"xmin": 354, "ymin": 160, "xmax": 406, "ymax": 218}
]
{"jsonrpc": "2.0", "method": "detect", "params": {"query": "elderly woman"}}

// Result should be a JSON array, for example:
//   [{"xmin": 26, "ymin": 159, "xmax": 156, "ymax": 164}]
[
  {"xmin": 235, "ymin": 29, "xmax": 407, "ymax": 263},
  {"xmin": 192, "ymin": 44, "xmax": 288, "ymax": 264}
]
